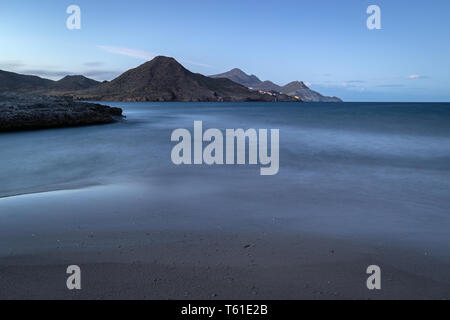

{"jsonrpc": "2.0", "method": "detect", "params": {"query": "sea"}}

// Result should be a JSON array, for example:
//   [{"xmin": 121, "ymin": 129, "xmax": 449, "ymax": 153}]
[{"xmin": 1, "ymin": 102, "xmax": 449, "ymax": 258}]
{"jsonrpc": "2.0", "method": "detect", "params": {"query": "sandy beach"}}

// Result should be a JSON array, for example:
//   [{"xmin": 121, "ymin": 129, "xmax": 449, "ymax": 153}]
[
  {"xmin": 0, "ymin": 183, "xmax": 449, "ymax": 300},
  {"xmin": 2, "ymin": 226, "xmax": 449, "ymax": 300},
  {"xmin": 1, "ymin": 225, "xmax": 449, "ymax": 300}
]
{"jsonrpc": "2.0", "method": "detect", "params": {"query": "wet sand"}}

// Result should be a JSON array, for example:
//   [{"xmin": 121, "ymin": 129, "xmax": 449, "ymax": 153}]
[
  {"xmin": 0, "ymin": 184, "xmax": 449, "ymax": 300},
  {"xmin": 1, "ymin": 229, "xmax": 449, "ymax": 300}
]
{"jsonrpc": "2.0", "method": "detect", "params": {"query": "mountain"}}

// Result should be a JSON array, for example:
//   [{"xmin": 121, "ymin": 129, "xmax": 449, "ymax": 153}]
[
  {"xmin": 281, "ymin": 81, "xmax": 310, "ymax": 95},
  {"xmin": 210, "ymin": 68, "xmax": 262, "ymax": 88},
  {"xmin": 0, "ymin": 70, "xmax": 54, "ymax": 92},
  {"xmin": 75, "ymin": 56, "xmax": 294, "ymax": 102},
  {"xmin": 281, "ymin": 81, "xmax": 342, "ymax": 102},
  {"xmin": 0, "ymin": 71, "xmax": 99, "ymax": 93},
  {"xmin": 210, "ymin": 68, "xmax": 342, "ymax": 102},
  {"xmin": 53, "ymin": 75, "xmax": 100, "ymax": 91},
  {"xmin": 257, "ymin": 81, "xmax": 282, "ymax": 92}
]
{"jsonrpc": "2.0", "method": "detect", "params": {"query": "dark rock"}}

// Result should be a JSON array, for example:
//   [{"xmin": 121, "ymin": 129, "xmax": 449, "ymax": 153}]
[{"xmin": 0, "ymin": 92, "xmax": 123, "ymax": 132}]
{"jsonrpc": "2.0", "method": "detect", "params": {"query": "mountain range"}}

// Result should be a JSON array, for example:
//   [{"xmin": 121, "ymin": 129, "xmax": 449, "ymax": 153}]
[
  {"xmin": 0, "ymin": 56, "xmax": 341, "ymax": 102},
  {"xmin": 0, "ymin": 70, "xmax": 99, "ymax": 93},
  {"xmin": 210, "ymin": 68, "xmax": 342, "ymax": 102},
  {"xmin": 73, "ymin": 57, "xmax": 294, "ymax": 102}
]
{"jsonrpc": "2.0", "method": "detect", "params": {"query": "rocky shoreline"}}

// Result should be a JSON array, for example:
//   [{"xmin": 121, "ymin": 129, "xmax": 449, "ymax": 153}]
[{"xmin": 0, "ymin": 92, "xmax": 123, "ymax": 132}]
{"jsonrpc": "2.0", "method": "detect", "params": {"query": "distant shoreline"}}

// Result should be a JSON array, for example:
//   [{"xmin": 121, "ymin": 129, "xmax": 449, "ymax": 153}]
[{"xmin": 1, "ymin": 56, "xmax": 342, "ymax": 103}]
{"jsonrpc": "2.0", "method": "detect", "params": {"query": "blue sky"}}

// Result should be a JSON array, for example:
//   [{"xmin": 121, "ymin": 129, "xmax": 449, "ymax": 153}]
[{"xmin": 1, "ymin": 0, "xmax": 449, "ymax": 101}]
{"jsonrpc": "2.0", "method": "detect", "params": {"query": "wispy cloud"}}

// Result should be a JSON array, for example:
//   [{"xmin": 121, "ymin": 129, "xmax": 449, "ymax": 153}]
[
  {"xmin": 376, "ymin": 84, "xmax": 404, "ymax": 88},
  {"xmin": 318, "ymin": 80, "xmax": 366, "ymax": 88},
  {"xmin": 97, "ymin": 45, "xmax": 155, "ymax": 60},
  {"xmin": 346, "ymin": 80, "xmax": 366, "ymax": 84},
  {"xmin": 408, "ymin": 74, "xmax": 429, "ymax": 80},
  {"xmin": 96, "ymin": 45, "xmax": 213, "ymax": 68},
  {"xmin": 181, "ymin": 59, "xmax": 213, "ymax": 68}
]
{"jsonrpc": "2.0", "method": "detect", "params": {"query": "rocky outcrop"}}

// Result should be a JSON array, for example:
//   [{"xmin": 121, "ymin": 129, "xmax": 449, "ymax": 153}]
[
  {"xmin": 211, "ymin": 68, "xmax": 343, "ymax": 102},
  {"xmin": 281, "ymin": 81, "xmax": 342, "ymax": 102},
  {"xmin": 0, "ymin": 93, "xmax": 122, "ymax": 132}
]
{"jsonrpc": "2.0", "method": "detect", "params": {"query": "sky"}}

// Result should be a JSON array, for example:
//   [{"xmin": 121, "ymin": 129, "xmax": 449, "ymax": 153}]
[{"xmin": 0, "ymin": 0, "xmax": 449, "ymax": 101}]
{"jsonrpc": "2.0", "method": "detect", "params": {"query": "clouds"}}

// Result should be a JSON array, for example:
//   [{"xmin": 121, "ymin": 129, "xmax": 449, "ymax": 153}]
[
  {"xmin": 96, "ymin": 45, "xmax": 155, "ymax": 60},
  {"xmin": 376, "ymin": 84, "xmax": 404, "ymax": 88},
  {"xmin": 345, "ymin": 80, "xmax": 366, "ymax": 84},
  {"xmin": 96, "ymin": 45, "xmax": 212, "ymax": 68},
  {"xmin": 314, "ymin": 80, "xmax": 366, "ymax": 89},
  {"xmin": 180, "ymin": 59, "xmax": 213, "ymax": 68},
  {"xmin": 408, "ymin": 74, "xmax": 430, "ymax": 80}
]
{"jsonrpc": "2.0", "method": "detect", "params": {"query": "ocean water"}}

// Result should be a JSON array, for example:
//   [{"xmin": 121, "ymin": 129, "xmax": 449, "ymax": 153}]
[{"xmin": 1, "ymin": 102, "xmax": 450, "ymax": 257}]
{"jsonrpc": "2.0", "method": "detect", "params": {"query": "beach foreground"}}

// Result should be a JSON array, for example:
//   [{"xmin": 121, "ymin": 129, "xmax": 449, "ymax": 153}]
[
  {"xmin": 0, "ymin": 185, "xmax": 449, "ymax": 300},
  {"xmin": 1, "ymin": 238, "xmax": 449, "ymax": 300}
]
